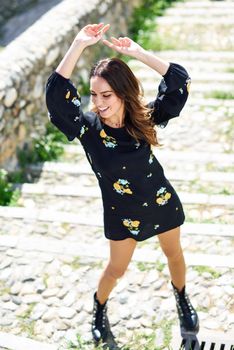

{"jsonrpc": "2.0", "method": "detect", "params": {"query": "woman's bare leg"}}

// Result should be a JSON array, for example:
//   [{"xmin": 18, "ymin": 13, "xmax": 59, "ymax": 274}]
[
  {"xmin": 157, "ymin": 226, "xmax": 186, "ymax": 291},
  {"xmin": 96, "ymin": 238, "xmax": 137, "ymax": 304}
]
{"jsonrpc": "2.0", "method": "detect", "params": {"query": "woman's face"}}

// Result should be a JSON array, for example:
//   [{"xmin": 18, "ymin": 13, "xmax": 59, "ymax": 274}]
[{"xmin": 90, "ymin": 76, "xmax": 125, "ymax": 122}]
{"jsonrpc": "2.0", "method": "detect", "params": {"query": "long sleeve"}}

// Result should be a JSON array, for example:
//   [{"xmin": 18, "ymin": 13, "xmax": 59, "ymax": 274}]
[
  {"xmin": 148, "ymin": 63, "xmax": 191, "ymax": 127},
  {"xmin": 45, "ymin": 71, "xmax": 84, "ymax": 141}
]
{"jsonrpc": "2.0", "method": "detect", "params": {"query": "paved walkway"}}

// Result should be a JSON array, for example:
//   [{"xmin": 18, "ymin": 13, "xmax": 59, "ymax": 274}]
[{"xmin": 0, "ymin": 0, "xmax": 234, "ymax": 349}]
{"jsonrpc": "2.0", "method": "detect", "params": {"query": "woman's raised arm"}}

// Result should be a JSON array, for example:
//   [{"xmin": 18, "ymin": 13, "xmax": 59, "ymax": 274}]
[
  {"xmin": 102, "ymin": 36, "xmax": 169, "ymax": 76},
  {"xmin": 56, "ymin": 23, "xmax": 110, "ymax": 79}
]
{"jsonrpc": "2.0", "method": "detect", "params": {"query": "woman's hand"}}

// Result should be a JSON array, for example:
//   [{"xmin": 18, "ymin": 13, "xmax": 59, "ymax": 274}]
[
  {"xmin": 74, "ymin": 23, "xmax": 110, "ymax": 47},
  {"xmin": 102, "ymin": 36, "xmax": 144, "ymax": 58}
]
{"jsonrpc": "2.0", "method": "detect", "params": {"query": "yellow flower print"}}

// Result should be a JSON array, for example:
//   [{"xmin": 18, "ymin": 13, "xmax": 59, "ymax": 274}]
[
  {"xmin": 123, "ymin": 219, "xmax": 130, "ymax": 227},
  {"xmin": 100, "ymin": 129, "xmax": 107, "ymax": 138},
  {"xmin": 122, "ymin": 218, "xmax": 141, "ymax": 235},
  {"xmin": 114, "ymin": 183, "xmax": 121, "ymax": 191},
  {"xmin": 164, "ymin": 192, "xmax": 171, "ymax": 200},
  {"xmin": 155, "ymin": 187, "xmax": 172, "ymax": 206},
  {"xmin": 132, "ymin": 220, "xmax": 140, "ymax": 228},
  {"xmin": 113, "ymin": 179, "xmax": 133, "ymax": 195},
  {"xmin": 100, "ymin": 129, "xmax": 117, "ymax": 148},
  {"xmin": 186, "ymin": 78, "xmax": 191, "ymax": 93},
  {"xmin": 156, "ymin": 197, "xmax": 164, "ymax": 205},
  {"xmin": 65, "ymin": 89, "xmax": 80, "ymax": 107}
]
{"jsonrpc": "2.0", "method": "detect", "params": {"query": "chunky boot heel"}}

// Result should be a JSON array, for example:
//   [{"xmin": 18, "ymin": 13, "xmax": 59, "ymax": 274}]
[
  {"xmin": 172, "ymin": 282, "xmax": 199, "ymax": 334},
  {"xmin": 91, "ymin": 292, "xmax": 113, "ymax": 344}
]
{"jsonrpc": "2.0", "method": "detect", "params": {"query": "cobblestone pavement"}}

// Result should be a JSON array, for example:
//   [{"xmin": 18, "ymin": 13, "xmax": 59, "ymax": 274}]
[{"xmin": 0, "ymin": 0, "xmax": 234, "ymax": 349}]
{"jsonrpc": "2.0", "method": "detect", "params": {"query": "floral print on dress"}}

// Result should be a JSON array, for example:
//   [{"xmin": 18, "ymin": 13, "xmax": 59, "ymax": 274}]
[
  {"xmin": 155, "ymin": 187, "xmax": 171, "ymax": 206},
  {"xmin": 71, "ymin": 97, "xmax": 81, "ymax": 107},
  {"xmin": 149, "ymin": 151, "xmax": 154, "ymax": 164},
  {"xmin": 186, "ymin": 78, "xmax": 191, "ymax": 93},
  {"xmin": 65, "ymin": 89, "xmax": 81, "ymax": 107},
  {"xmin": 100, "ymin": 129, "xmax": 117, "ymax": 148},
  {"xmin": 122, "ymin": 219, "xmax": 141, "ymax": 235},
  {"xmin": 80, "ymin": 125, "xmax": 88, "ymax": 138},
  {"xmin": 113, "ymin": 179, "xmax": 133, "ymax": 195}
]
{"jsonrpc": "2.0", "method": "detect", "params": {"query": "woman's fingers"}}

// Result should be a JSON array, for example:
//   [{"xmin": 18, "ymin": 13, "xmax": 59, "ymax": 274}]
[
  {"xmin": 85, "ymin": 23, "xmax": 108, "ymax": 36},
  {"xmin": 102, "ymin": 39, "xmax": 115, "ymax": 48},
  {"xmin": 110, "ymin": 36, "xmax": 131, "ymax": 48},
  {"xmin": 97, "ymin": 24, "xmax": 110, "ymax": 36}
]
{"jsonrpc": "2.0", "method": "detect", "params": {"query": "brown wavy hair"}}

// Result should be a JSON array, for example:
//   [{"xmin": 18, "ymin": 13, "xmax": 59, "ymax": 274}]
[{"xmin": 89, "ymin": 57, "xmax": 159, "ymax": 146}]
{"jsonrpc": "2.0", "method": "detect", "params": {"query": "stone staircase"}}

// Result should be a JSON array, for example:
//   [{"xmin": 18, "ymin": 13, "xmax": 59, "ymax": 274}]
[{"xmin": 0, "ymin": 0, "xmax": 234, "ymax": 349}]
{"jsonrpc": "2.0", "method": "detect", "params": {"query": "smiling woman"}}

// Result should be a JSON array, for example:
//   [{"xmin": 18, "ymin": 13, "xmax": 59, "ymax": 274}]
[
  {"xmin": 90, "ymin": 75, "xmax": 125, "ymax": 128},
  {"xmin": 89, "ymin": 57, "xmax": 159, "ymax": 145},
  {"xmin": 45, "ymin": 23, "xmax": 198, "ymax": 347}
]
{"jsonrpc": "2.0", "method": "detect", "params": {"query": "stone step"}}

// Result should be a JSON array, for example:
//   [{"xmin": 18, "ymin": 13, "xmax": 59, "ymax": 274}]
[
  {"xmin": 61, "ymin": 148, "xmax": 234, "ymax": 173},
  {"xmin": 155, "ymin": 25, "xmax": 234, "ymax": 52},
  {"xmin": 132, "ymin": 69, "xmax": 234, "ymax": 84},
  {"xmin": 0, "ymin": 231, "xmax": 233, "ymax": 343},
  {"xmin": 0, "ymin": 206, "xmax": 233, "ymax": 237},
  {"xmin": 1, "ymin": 233, "xmax": 234, "ymax": 268},
  {"xmin": 150, "ymin": 50, "xmax": 234, "ymax": 63},
  {"xmin": 177, "ymin": 98, "xmax": 234, "ymax": 108},
  {"xmin": 129, "ymin": 58, "xmax": 234, "ymax": 74},
  {"xmin": 0, "ymin": 333, "xmax": 57, "ymax": 350},
  {"xmin": 165, "ymin": 7, "xmax": 234, "ymax": 16},
  {"xmin": 175, "ymin": 1, "xmax": 234, "ymax": 9},
  {"xmin": 16, "ymin": 183, "xmax": 234, "ymax": 206},
  {"xmin": 142, "ymin": 81, "xmax": 234, "ymax": 94},
  {"xmin": 28, "ymin": 162, "xmax": 234, "ymax": 184},
  {"xmin": 156, "ymin": 16, "xmax": 234, "ymax": 25},
  {"xmin": 62, "ymin": 147, "xmax": 234, "ymax": 166}
]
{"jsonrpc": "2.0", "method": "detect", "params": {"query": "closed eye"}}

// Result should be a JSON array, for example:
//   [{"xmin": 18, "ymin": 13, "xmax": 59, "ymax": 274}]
[{"xmin": 90, "ymin": 93, "xmax": 112, "ymax": 98}]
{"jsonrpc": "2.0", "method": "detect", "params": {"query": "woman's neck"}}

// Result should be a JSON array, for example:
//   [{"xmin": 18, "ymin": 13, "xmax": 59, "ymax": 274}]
[{"xmin": 104, "ymin": 120, "xmax": 125, "ymax": 128}]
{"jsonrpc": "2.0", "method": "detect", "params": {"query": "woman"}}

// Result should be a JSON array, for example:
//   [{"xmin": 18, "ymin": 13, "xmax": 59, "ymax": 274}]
[{"xmin": 46, "ymin": 23, "xmax": 199, "ymax": 345}]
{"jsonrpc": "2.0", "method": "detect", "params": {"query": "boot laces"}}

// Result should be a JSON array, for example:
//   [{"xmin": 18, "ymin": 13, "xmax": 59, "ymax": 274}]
[
  {"xmin": 177, "ymin": 292, "xmax": 194, "ymax": 317},
  {"xmin": 92, "ymin": 303, "xmax": 107, "ymax": 330}
]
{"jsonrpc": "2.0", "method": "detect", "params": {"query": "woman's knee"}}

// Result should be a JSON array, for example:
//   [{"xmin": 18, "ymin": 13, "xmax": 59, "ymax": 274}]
[
  {"xmin": 162, "ymin": 245, "xmax": 183, "ymax": 261},
  {"xmin": 104, "ymin": 263, "xmax": 126, "ymax": 280}
]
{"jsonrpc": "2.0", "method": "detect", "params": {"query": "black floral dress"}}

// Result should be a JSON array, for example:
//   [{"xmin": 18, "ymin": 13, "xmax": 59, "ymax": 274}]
[{"xmin": 45, "ymin": 63, "xmax": 191, "ymax": 241}]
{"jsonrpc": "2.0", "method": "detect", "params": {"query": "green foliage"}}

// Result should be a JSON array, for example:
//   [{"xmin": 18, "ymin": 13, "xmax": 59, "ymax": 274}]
[
  {"xmin": 17, "ymin": 122, "xmax": 67, "ymax": 167},
  {"xmin": 0, "ymin": 169, "xmax": 21, "ymax": 206},
  {"xmin": 129, "ymin": 0, "xmax": 181, "ymax": 49},
  {"xmin": 205, "ymin": 91, "xmax": 234, "ymax": 100},
  {"xmin": 193, "ymin": 266, "xmax": 222, "ymax": 279},
  {"xmin": 77, "ymin": 76, "xmax": 90, "ymax": 96},
  {"xmin": 225, "ymin": 67, "xmax": 234, "ymax": 73},
  {"xmin": 1, "ymin": 122, "xmax": 67, "ymax": 207},
  {"xmin": 0, "ymin": 169, "xmax": 14, "ymax": 206}
]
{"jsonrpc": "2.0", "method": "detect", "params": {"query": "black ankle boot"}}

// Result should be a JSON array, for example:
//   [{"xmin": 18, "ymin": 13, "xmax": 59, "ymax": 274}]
[
  {"xmin": 172, "ymin": 282, "xmax": 199, "ymax": 334},
  {"xmin": 91, "ymin": 292, "xmax": 113, "ymax": 343}
]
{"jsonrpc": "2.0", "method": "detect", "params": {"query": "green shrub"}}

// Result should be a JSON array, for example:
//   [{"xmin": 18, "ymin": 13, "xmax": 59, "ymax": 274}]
[
  {"xmin": 205, "ymin": 91, "xmax": 234, "ymax": 100},
  {"xmin": 129, "ymin": 0, "xmax": 181, "ymax": 48},
  {"xmin": 0, "ymin": 169, "xmax": 13, "ymax": 206},
  {"xmin": 0, "ymin": 169, "xmax": 20, "ymax": 206},
  {"xmin": 17, "ymin": 122, "xmax": 67, "ymax": 167}
]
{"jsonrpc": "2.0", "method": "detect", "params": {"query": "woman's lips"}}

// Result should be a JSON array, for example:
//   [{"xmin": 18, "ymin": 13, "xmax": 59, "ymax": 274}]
[{"xmin": 99, "ymin": 107, "xmax": 109, "ymax": 113}]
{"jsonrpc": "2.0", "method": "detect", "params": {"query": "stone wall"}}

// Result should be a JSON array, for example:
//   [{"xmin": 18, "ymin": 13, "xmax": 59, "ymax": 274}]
[{"xmin": 0, "ymin": 0, "xmax": 140, "ymax": 169}]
